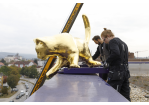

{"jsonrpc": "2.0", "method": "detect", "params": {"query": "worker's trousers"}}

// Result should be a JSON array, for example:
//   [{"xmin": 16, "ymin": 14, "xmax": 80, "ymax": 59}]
[{"xmin": 107, "ymin": 67, "xmax": 131, "ymax": 101}]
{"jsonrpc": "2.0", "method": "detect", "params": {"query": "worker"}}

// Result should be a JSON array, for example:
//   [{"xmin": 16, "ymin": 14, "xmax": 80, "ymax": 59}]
[
  {"xmin": 101, "ymin": 28, "xmax": 131, "ymax": 101},
  {"xmin": 92, "ymin": 35, "xmax": 109, "ymax": 82}
]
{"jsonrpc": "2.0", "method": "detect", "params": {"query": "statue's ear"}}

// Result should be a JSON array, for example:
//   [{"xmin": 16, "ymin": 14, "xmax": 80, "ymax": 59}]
[
  {"xmin": 34, "ymin": 39, "xmax": 44, "ymax": 45},
  {"xmin": 34, "ymin": 39, "xmax": 40, "ymax": 45}
]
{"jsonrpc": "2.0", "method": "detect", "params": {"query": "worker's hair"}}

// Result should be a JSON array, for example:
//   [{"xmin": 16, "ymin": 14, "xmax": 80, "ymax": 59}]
[
  {"xmin": 101, "ymin": 28, "xmax": 115, "ymax": 38},
  {"xmin": 92, "ymin": 35, "xmax": 101, "ymax": 41}
]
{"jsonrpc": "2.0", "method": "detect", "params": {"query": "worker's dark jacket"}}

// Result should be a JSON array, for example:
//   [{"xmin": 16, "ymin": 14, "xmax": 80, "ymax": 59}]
[
  {"xmin": 92, "ymin": 43, "xmax": 109, "ymax": 62},
  {"xmin": 99, "ymin": 43, "xmax": 109, "ymax": 62},
  {"xmin": 106, "ymin": 37, "xmax": 131, "ymax": 101},
  {"xmin": 92, "ymin": 46, "xmax": 100, "ymax": 60},
  {"xmin": 106, "ymin": 37, "xmax": 128, "ymax": 67}
]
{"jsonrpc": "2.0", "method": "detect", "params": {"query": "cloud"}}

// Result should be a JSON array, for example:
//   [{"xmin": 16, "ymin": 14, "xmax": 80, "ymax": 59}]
[{"xmin": 0, "ymin": 2, "xmax": 149, "ymax": 57}]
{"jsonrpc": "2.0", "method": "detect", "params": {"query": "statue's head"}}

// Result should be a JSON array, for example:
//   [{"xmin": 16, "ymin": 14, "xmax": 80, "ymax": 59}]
[{"xmin": 34, "ymin": 39, "xmax": 49, "ymax": 60}]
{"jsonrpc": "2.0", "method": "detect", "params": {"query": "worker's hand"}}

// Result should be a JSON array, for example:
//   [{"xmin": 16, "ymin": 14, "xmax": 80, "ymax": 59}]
[
  {"xmin": 100, "ymin": 61, "xmax": 104, "ymax": 67},
  {"xmin": 103, "ymin": 62, "xmax": 109, "ymax": 69}
]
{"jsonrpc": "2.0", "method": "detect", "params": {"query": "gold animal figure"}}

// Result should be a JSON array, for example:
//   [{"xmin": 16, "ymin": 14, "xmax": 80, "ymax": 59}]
[{"xmin": 34, "ymin": 14, "xmax": 101, "ymax": 78}]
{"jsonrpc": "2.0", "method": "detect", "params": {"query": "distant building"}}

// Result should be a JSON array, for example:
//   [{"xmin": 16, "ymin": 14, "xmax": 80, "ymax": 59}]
[
  {"xmin": 14, "ymin": 53, "xmax": 22, "ymax": 60},
  {"xmin": 0, "ymin": 73, "xmax": 3, "ymax": 93},
  {"xmin": 4, "ymin": 55, "xmax": 14, "ymax": 63},
  {"xmin": 0, "ymin": 62, "xmax": 4, "ymax": 68},
  {"xmin": 37, "ymin": 60, "xmax": 47, "ymax": 67},
  {"xmin": 3, "ymin": 82, "xmax": 8, "ymax": 88},
  {"xmin": 22, "ymin": 58, "xmax": 28, "ymax": 61},
  {"xmin": 36, "ymin": 66, "xmax": 43, "ymax": 73},
  {"xmin": 128, "ymin": 52, "xmax": 134, "ymax": 59},
  {"xmin": 8, "ymin": 62, "xmax": 15, "ymax": 67},
  {"xmin": 4, "ymin": 53, "xmax": 22, "ymax": 63},
  {"xmin": 8, "ymin": 61, "xmax": 37, "ymax": 68}
]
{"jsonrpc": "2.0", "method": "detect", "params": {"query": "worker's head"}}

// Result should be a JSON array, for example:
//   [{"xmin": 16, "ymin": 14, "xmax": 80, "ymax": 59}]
[
  {"xmin": 101, "ymin": 28, "xmax": 115, "ymax": 44},
  {"xmin": 92, "ymin": 35, "xmax": 103, "ymax": 45}
]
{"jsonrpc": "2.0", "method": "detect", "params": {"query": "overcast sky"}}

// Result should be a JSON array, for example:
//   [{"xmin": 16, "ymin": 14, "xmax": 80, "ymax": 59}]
[{"xmin": 0, "ymin": 0, "xmax": 149, "ymax": 58}]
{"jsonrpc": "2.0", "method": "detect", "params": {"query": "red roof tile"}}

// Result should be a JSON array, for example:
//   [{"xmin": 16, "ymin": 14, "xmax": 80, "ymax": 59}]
[
  {"xmin": 14, "ymin": 61, "xmax": 30, "ymax": 65},
  {"xmin": 36, "ymin": 66, "xmax": 42, "ymax": 68},
  {"xmin": 0, "ymin": 62, "xmax": 4, "ymax": 66}
]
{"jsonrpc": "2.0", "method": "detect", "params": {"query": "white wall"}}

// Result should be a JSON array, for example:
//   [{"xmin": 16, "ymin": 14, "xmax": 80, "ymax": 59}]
[
  {"xmin": 28, "ymin": 62, "xmax": 34, "ymax": 67},
  {"xmin": 20, "ymin": 64, "xmax": 23, "ymax": 68},
  {"xmin": 37, "ymin": 61, "xmax": 46, "ymax": 67},
  {"xmin": 4, "ymin": 56, "xmax": 14, "ymax": 63},
  {"xmin": 37, "ymin": 67, "xmax": 43, "ymax": 73},
  {"xmin": 129, "ymin": 63, "xmax": 149, "ymax": 76},
  {"xmin": 8, "ymin": 64, "xmax": 13, "ymax": 67},
  {"xmin": 15, "ymin": 64, "xmax": 18, "ymax": 67}
]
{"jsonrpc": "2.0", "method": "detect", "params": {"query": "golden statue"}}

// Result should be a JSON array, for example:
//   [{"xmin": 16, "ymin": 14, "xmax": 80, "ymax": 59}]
[{"xmin": 34, "ymin": 14, "xmax": 101, "ymax": 78}]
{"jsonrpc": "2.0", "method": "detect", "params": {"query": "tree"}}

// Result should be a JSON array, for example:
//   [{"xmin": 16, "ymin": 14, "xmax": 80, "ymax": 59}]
[
  {"xmin": 24, "ymin": 66, "xmax": 30, "ymax": 76},
  {"xmin": 0, "ymin": 58, "xmax": 7, "ymax": 65},
  {"xmin": 9, "ymin": 65, "xmax": 21, "ymax": 74},
  {"xmin": 2, "ymin": 87, "xmax": 8, "ymax": 95},
  {"xmin": 34, "ymin": 59, "xmax": 38, "ymax": 64},
  {"xmin": 29, "ymin": 65, "xmax": 38, "ymax": 78},
  {"xmin": 20, "ymin": 67, "xmax": 25, "ymax": 75},
  {"xmin": 0, "ymin": 66, "xmax": 11, "ymax": 76},
  {"xmin": 20, "ymin": 65, "xmax": 38, "ymax": 78},
  {"xmin": 7, "ymin": 74, "xmax": 19, "ymax": 90},
  {"xmin": 9, "ymin": 69, "xmax": 20, "ymax": 82},
  {"xmin": 10, "ymin": 68, "xmax": 20, "ymax": 75},
  {"xmin": 1, "ymin": 58, "xmax": 5, "ymax": 63},
  {"xmin": 7, "ymin": 67, "xmax": 20, "ymax": 90}
]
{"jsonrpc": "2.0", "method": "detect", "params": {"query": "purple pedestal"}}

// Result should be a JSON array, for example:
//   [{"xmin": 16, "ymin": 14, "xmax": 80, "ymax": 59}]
[
  {"xmin": 58, "ymin": 67, "xmax": 109, "ymax": 78},
  {"xmin": 25, "ymin": 73, "xmax": 129, "ymax": 102}
]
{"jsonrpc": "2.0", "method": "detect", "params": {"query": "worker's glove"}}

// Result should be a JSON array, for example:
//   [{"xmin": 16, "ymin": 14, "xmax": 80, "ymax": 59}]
[
  {"xmin": 103, "ymin": 62, "xmax": 109, "ymax": 69},
  {"xmin": 100, "ymin": 61, "xmax": 104, "ymax": 67}
]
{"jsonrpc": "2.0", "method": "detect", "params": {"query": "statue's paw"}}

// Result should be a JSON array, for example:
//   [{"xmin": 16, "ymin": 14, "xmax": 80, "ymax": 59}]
[
  {"xmin": 46, "ymin": 73, "xmax": 49, "ymax": 79},
  {"xmin": 46, "ymin": 70, "xmax": 53, "ymax": 78},
  {"xmin": 46, "ymin": 74, "xmax": 49, "ymax": 78},
  {"xmin": 70, "ymin": 64, "xmax": 80, "ymax": 68},
  {"xmin": 94, "ymin": 61, "xmax": 101, "ymax": 66},
  {"xmin": 89, "ymin": 61, "xmax": 101, "ymax": 66}
]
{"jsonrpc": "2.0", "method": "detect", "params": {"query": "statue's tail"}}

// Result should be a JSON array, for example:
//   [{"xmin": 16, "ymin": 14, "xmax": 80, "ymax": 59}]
[{"xmin": 82, "ymin": 14, "xmax": 91, "ymax": 45}]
